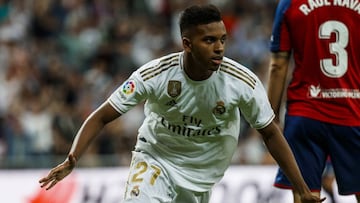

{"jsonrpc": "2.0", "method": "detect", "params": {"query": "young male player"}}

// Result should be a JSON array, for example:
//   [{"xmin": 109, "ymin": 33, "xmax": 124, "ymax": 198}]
[{"xmin": 40, "ymin": 4, "xmax": 324, "ymax": 203}]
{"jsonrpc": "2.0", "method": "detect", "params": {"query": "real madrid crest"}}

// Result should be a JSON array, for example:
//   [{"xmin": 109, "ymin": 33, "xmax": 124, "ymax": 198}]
[
  {"xmin": 167, "ymin": 80, "xmax": 181, "ymax": 98},
  {"xmin": 213, "ymin": 101, "xmax": 226, "ymax": 116}
]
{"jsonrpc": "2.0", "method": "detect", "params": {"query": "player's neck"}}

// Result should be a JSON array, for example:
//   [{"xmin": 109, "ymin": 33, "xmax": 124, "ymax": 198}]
[{"xmin": 183, "ymin": 54, "xmax": 213, "ymax": 81}]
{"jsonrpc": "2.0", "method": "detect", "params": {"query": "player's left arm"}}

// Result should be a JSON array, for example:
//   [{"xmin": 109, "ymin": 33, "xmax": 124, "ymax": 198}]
[{"xmin": 258, "ymin": 121, "xmax": 325, "ymax": 203}]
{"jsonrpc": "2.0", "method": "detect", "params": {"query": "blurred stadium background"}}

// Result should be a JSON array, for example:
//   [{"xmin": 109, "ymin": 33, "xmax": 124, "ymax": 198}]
[
  {"xmin": 0, "ymin": 0, "xmax": 355, "ymax": 202},
  {"xmin": 0, "ymin": 0, "xmax": 276, "ymax": 169}
]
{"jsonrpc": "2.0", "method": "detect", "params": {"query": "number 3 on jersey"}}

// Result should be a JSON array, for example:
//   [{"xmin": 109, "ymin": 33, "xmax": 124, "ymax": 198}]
[
  {"xmin": 131, "ymin": 161, "xmax": 161, "ymax": 185},
  {"xmin": 319, "ymin": 20, "xmax": 349, "ymax": 78}
]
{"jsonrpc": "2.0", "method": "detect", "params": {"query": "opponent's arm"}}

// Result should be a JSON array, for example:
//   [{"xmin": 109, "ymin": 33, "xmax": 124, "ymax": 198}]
[
  {"xmin": 39, "ymin": 101, "xmax": 121, "ymax": 190},
  {"xmin": 258, "ymin": 122, "xmax": 325, "ymax": 203},
  {"xmin": 267, "ymin": 51, "xmax": 290, "ymax": 123}
]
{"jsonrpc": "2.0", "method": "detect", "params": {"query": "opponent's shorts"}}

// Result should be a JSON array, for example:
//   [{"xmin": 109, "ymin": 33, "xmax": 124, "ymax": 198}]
[
  {"xmin": 122, "ymin": 151, "xmax": 211, "ymax": 203},
  {"xmin": 274, "ymin": 115, "xmax": 360, "ymax": 195}
]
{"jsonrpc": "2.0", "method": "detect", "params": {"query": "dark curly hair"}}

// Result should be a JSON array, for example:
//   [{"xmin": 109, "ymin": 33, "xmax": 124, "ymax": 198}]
[{"xmin": 179, "ymin": 4, "xmax": 222, "ymax": 36}]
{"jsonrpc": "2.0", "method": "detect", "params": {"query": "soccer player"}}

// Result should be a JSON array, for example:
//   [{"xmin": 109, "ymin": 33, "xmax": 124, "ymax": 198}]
[
  {"xmin": 39, "ymin": 4, "xmax": 324, "ymax": 203},
  {"xmin": 268, "ymin": 0, "xmax": 360, "ymax": 202}
]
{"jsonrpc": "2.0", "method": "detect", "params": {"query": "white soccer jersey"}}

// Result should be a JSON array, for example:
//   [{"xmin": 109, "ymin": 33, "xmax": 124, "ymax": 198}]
[{"xmin": 108, "ymin": 52, "xmax": 274, "ymax": 192}]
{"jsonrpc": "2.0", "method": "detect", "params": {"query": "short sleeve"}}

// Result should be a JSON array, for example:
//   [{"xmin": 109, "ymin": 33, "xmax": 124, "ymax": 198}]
[
  {"xmin": 108, "ymin": 72, "xmax": 148, "ymax": 114},
  {"xmin": 239, "ymin": 79, "xmax": 275, "ymax": 129}
]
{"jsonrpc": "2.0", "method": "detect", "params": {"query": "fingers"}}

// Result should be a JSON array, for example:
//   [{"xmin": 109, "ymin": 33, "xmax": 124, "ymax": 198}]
[
  {"xmin": 39, "ymin": 177, "xmax": 55, "ymax": 190},
  {"xmin": 39, "ymin": 167, "xmax": 64, "ymax": 190},
  {"xmin": 313, "ymin": 196, "xmax": 326, "ymax": 202},
  {"xmin": 39, "ymin": 178, "xmax": 58, "ymax": 190},
  {"xmin": 39, "ymin": 172, "xmax": 58, "ymax": 190},
  {"xmin": 302, "ymin": 196, "xmax": 326, "ymax": 203},
  {"xmin": 45, "ymin": 179, "xmax": 58, "ymax": 190}
]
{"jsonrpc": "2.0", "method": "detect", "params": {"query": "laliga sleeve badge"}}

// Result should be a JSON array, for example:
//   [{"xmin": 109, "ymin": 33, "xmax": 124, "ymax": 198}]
[
  {"xmin": 118, "ymin": 80, "xmax": 136, "ymax": 100},
  {"xmin": 122, "ymin": 80, "xmax": 136, "ymax": 95}
]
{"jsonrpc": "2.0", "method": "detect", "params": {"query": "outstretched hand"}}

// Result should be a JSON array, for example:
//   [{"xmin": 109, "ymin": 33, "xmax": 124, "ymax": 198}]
[
  {"xmin": 301, "ymin": 193, "xmax": 326, "ymax": 203},
  {"xmin": 39, "ymin": 154, "xmax": 77, "ymax": 190}
]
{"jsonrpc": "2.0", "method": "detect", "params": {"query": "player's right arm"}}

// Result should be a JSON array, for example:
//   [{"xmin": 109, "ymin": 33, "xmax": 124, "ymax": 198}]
[{"xmin": 39, "ymin": 101, "xmax": 121, "ymax": 190}]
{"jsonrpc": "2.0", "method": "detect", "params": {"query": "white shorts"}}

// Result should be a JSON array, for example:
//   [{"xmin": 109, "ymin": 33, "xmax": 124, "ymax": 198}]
[{"xmin": 122, "ymin": 151, "xmax": 211, "ymax": 203}]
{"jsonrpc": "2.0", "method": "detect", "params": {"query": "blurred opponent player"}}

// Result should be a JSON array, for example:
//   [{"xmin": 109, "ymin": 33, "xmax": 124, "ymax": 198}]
[{"xmin": 267, "ymin": 0, "xmax": 360, "ymax": 202}]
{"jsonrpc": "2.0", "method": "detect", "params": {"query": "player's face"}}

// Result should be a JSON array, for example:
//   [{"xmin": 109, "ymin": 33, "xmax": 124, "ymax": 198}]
[{"xmin": 185, "ymin": 21, "xmax": 227, "ymax": 72}]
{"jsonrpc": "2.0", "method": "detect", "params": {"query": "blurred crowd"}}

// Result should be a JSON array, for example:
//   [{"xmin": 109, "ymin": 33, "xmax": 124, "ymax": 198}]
[{"xmin": 0, "ymin": 0, "xmax": 277, "ymax": 168}]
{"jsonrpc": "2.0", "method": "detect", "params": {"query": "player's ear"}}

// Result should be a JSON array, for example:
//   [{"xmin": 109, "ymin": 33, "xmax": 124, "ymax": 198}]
[{"xmin": 182, "ymin": 37, "xmax": 192, "ymax": 52}]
